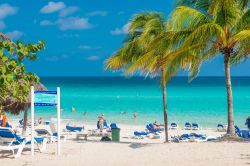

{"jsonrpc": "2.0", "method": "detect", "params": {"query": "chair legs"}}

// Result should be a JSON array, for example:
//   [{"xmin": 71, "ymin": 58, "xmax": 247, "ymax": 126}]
[
  {"xmin": 36, "ymin": 138, "xmax": 47, "ymax": 152},
  {"xmin": 14, "ymin": 141, "xmax": 25, "ymax": 158}
]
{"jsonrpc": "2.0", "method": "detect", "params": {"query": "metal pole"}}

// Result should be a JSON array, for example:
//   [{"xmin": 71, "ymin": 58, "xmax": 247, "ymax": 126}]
[
  {"xmin": 31, "ymin": 86, "xmax": 34, "ymax": 156},
  {"xmin": 57, "ymin": 87, "xmax": 61, "ymax": 155}
]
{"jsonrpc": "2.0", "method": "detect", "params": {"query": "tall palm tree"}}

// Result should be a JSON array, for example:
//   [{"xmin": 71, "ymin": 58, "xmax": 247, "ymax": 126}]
[
  {"xmin": 163, "ymin": 0, "xmax": 250, "ymax": 135},
  {"xmin": 106, "ymin": 12, "xmax": 190, "ymax": 142}
]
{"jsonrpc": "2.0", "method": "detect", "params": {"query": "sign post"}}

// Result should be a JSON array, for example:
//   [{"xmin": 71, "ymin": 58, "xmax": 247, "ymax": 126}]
[
  {"xmin": 57, "ymin": 87, "xmax": 61, "ymax": 155},
  {"xmin": 31, "ymin": 86, "xmax": 35, "ymax": 156},
  {"xmin": 31, "ymin": 87, "xmax": 61, "ymax": 156}
]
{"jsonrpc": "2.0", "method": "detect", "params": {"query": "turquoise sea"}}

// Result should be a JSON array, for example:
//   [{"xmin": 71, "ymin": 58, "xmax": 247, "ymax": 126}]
[{"xmin": 12, "ymin": 77, "xmax": 250, "ymax": 129}]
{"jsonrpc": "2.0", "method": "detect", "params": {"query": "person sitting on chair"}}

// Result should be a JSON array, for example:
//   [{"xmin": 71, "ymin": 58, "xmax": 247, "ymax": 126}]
[{"xmin": 245, "ymin": 116, "xmax": 250, "ymax": 130}]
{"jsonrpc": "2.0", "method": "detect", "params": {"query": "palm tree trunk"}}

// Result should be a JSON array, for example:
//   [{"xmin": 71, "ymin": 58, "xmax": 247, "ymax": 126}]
[
  {"xmin": 161, "ymin": 70, "xmax": 168, "ymax": 142},
  {"xmin": 224, "ymin": 53, "xmax": 235, "ymax": 136},
  {"xmin": 22, "ymin": 108, "xmax": 28, "ymax": 135}
]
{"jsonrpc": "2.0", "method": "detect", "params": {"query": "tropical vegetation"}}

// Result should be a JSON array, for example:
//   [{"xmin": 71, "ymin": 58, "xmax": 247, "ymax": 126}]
[
  {"xmin": 163, "ymin": 0, "xmax": 250, "ymax": 135},
  {"xmin": 105, "ymin": 12, "xmax": 192, "ymax": 142},
  {"xmin": 106, "ymin": 0, "xmax": 250, "ymax": 140},
  {"xmin": 0, "ymin": 33, "xmax": 45, "ymax": 132}
]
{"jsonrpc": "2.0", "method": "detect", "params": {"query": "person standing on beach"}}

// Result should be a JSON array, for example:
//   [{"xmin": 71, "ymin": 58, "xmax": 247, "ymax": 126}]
[
  {"xmin": 245, "ymin": 116, "xmax": 250, "ymax": 130},
  {"xmin": 98, "ymin": 114, "xmax": 105, "ymax": 131},
  {"xmin": 0, "ymin": 111, "xmax": 7, "ymax": 127}
]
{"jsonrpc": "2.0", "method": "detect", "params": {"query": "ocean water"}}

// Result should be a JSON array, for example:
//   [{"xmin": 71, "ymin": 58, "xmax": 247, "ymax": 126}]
[{"xmin": 11, "ymin": 77, "xmax": 250, "ymax": 129}]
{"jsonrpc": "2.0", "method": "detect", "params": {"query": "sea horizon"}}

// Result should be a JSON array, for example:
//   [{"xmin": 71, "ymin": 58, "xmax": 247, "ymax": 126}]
[{"xmin": 9, "ymin": 76, "xmax": 250, "ymax": 129}]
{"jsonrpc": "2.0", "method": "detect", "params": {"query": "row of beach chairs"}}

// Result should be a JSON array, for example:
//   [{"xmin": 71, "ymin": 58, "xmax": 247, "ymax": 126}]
[{"xmin": 169, "ymin": 122, "xmax": 201, "ymax": 130}]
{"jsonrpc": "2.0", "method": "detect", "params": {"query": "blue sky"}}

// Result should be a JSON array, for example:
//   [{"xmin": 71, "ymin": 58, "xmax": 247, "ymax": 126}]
[{"xmin": 1, "ymin": 0, "xmax": 249, "ymax": 76}]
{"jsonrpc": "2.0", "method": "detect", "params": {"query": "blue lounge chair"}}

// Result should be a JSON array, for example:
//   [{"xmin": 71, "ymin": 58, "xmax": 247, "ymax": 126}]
[
  {"xmin": 172, "ymin": 133, "xmax": 216, "ymax": 142},
  {"xmin": 0, "ymin": 127, "xmax": 47, "ymax": 157},
  {"xmin": 134, "ymin": 131, "xmax": 148, "ymax": 136},
  {"xmin": 66, "ymin": 126, "xmax": 83, "ymax": 132},
  {"xmin": 103, "ymin": 121, "xmax": 108, "ymax": 129},
  {"xmin": 184, "ymin": 122, "xmax": 192, "ymax": 130},
  {"xmin": 0, "ymin": 127, "xmax": 25, "ymax": 158},
  {"xmin": 97, "ymin": 120, "xmax": 109, "ymax": 129},
  {"xmin": 146, "ymin": 124, "xmax": 161, "ymax": 133},
  {"xmin": 192, "ymin": 123, "xmax": 200, "ymax": 130},
  {"xmin": 217, "ymin": 123, "xmax": 226, "ymax": 131},
  {"xmin": 170, "ymin": 122, "xmax": 178, "ymax": 129},
  {"xmin": 235, "ymin": 126, "xmax": 250, "ymax": 139}
]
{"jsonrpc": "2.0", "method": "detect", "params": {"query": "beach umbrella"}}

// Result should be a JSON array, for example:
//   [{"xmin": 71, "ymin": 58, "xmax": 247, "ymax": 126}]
[{"xmin": 2, "ymin": 82, "xmax": 47, "ymax": 115}]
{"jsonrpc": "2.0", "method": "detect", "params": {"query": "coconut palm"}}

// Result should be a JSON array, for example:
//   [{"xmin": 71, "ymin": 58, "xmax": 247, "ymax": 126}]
[
  {"xmin": 106, "ymin": 12, "xmax": 190, "ymax": 142},
  {"xmin": 163, "ymin": 0, "xmax": 250, "ymax": 135}
]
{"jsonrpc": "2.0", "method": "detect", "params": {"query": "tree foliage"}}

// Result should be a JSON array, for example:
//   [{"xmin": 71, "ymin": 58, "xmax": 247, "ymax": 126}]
[{"xmin": 0, "ymin": 33, "xmax": 45, "ymax": 113}]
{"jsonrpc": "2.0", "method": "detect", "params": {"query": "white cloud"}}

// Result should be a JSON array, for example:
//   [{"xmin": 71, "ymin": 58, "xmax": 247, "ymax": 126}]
[
  {"xmin": 59, "ymin": 34, "xmax": 80, "ymax": 38},
  {"xmin": 40, "ymin": 1, "xmax": 65, "ymax": 14},
  {"xmin": 87, "ymin": 55, "xmax": 99, "ymax": 61},
  {"xmin": 0, "ymin": 4, "xmax": 18, "ymax": 19},
  {"xmin": 57, "ymin": 17, "xmax": 93, "ymax": 30},
  {"xmin": 59, "ymin": 6, "xmax": 78, "ymax": 17},
  {"xmin": 40, "ymin": 20, "xmax": 55, "ymax": 26},
  {"xmin": 87, "ymin": 11, "xmax": 107, "ymax": 17},
  {"xmin": 45, "ymin": 54, "xmax": 68, "ymax": 62},
  {"xmin": 5, "ymin": 30, "xmax": 24, "ymax": 40},
  {"xmin": 0, "ymin": 21, "xmax": 6, "ymax": 30},
  {"xmin": 79, "ymin": 45, "xmax": 92, "ymax": 50},
  {"xmin": 39, "ymin": 17, "xmax": 94, "ymax": 31},
  {"xmin": 118, "ymin": 11, "xmax": 125, "ymax": 15},
  {"xmin": 111, "ymin": 23, "xmax": 130, "ymax": 35},
  {"xmin": 79, "ymin": 45, "xmax": 101, "ymax": 50}
]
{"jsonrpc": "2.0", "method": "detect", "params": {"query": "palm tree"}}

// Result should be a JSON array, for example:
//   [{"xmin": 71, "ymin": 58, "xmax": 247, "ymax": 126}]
[
  {"xmin": 163, "ymin": 0, "xmax": 250, "ymax": 136},
  {"xmin": 106, "ymin": 12, "xmax": 190, "ymax": 142}
]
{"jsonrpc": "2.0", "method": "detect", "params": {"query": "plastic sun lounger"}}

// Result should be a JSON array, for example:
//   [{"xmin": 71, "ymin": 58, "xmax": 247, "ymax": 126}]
[
  {"xmin": 170, "ymin": 122, "xmax": 178, "ymax": 129},
  {"xmin": 47, "ymin": 123, "xmax": 68, "ymax": 142},
  {"xmin": 97, "ymin": 121, "xmax": 109, "ymax": 130},
  {"xmin": 172, "ymin": 133, "xmax": 215, "ymax": 142},
  {"xmin": 0, "ymin": 127, "xmax": 26, "ymax": 158},
  {"xmin": 0, "ymin": 127, "xmax": 47, "ymax": 156},
  {"xmin": 131, "ymin": 131, "xmax": 148, "ymax": 139},
  {"xmin": 184, "ymin": 122, "xmax": 192, "ymax": 130},
  {"xmin": 76, "ymin": 132, "xmax": 89, "ymax": 140},
  {"xmin": 235, "ymin": 126, "xmax": 250, "ymax": 139},
  {"xmin": 192, "ymin": 123, "xmax": 201, "ymax": 130},
  {"xmin": 146, "ymin": 124, "xmax": 161, "ymax": 133},
  {"xmin": 35, "ymin": 129, "xmax": 66, "ymax": 143},
  {"xmin": 217, "ymin": 124, "xmax": 227, "ymax": 132},
  {"xmin": 66, "ymin": 126, "xmax": 83, "ymax": 132}
]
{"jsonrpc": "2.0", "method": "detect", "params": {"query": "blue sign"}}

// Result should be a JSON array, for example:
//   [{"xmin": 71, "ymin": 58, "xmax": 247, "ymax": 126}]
[{"xmin": 34, "ymin": 91, "xmax": 57, "ymax": 106}]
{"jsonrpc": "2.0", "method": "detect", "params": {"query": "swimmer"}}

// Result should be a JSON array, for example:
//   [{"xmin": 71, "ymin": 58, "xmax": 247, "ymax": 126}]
[
  {"xmin": 120, "ymin": 111, "xmax": 126, "ymax": 115},
  {"xmin": 71, "ymin": 106, "xmax": 76, "ymax": 112},
  {"xmin": 133, "ymin": 112, "xmax": 138, "ymax": 119}
]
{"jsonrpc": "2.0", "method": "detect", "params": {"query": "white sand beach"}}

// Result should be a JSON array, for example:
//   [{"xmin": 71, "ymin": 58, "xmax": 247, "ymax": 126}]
[{"xmin": 1, "ymin": 124, "xmax": 249, "ymax": 166}]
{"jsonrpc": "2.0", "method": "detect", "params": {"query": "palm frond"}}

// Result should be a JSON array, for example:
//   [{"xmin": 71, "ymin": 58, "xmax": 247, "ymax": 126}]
[
  {"xmin": 233, "ymin": 9, "xmax": 250, "ymax": 32},
  {"xmin": 182, "ymin": 23, "xmax": 224, "ymax": 46},
  {"xmin": 231, "ymin": 30, "xmax": 250, "ymax": 42},
  {"xmin": 168, "ymin": 6, "xmax": 211, "ymax": 31},
  {"xmin": 209, "ymin": 0, "xmax": 242, "ymax": 28},
  {"xmin": 230, "ymin": 39, "xmax": 250, "ymax": 64}
]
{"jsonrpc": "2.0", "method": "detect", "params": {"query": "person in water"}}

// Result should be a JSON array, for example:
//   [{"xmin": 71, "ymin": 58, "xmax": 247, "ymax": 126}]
[
  {"xmin": 71, "ymin": 106, "xmax": 76, "ymax": 112},
  {"xmin": 245, "ymin": 116, "xmax": 250, "ymax": 130},
  {"xmin": 133, "ymin": 112, "xmax": 138, "ymax": 119},
  {"xmin": 120, "ymin": 111, "xmax": 126, "ymax": 115}
]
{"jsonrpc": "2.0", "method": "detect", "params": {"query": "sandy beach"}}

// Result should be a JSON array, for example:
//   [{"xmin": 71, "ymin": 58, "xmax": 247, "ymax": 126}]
[{"xmin": 1, "ymin": 123, "xmax": 249, "ymax": 166}]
